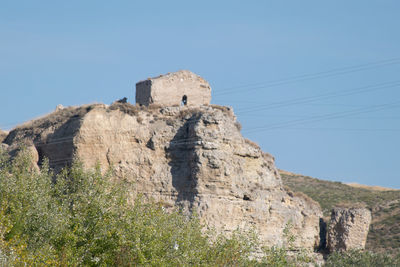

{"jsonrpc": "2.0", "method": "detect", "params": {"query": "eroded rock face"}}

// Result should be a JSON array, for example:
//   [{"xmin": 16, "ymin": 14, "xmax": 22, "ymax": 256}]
[
  {"xmin": 5, "ymin": 103, "xmax": 322, "ymax": 249},
  {"xmin": 327, "ymin": 207, "xmax": 372, "ymax": 252}
]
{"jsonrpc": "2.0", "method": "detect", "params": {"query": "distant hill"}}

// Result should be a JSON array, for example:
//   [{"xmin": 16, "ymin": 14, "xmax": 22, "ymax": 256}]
[
  {"xmin": 280, "ymin": 170, "xmax": 400, "ymax": 255},
  {"xmin": 345, "ymin": 182, "xmax": 398, "ymax": 192}
]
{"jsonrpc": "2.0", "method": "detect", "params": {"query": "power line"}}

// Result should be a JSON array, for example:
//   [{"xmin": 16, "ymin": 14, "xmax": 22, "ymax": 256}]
[
  {"xmin": 214, "ymin": 57, "xmax": 400, "ymax": 96},
  {"xmin": 225, "ymin": 100, "xmax": 400, "ymax": 108},
  {"xmin": 3, "ymin": 59, "xmax": 400, "ymax": 130},
  {"xmin": 239, "ymin": 114, "xmax": 400, "ymax": 120},
  {"xmin": 243, "ymin": 100, "xmax": 400, "ymax": 134},
  {"xmin": 235, "ymin": 80, "xmax": 400, "ymax": 114},
  {"xmin": 280, "ymin": 127, "xmax": 400, "ymax": 132}
]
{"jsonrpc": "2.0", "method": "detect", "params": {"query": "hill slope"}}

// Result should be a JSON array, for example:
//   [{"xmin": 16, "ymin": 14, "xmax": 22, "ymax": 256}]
[{"xmin": 281, "ymin": 171, "xmax": 400, "ymax": 254}]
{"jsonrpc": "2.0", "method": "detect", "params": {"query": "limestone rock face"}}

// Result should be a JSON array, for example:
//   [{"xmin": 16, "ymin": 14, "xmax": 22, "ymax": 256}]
[
  {"xmin": 327, "ymin": 207, "xmax": 372, "ymax": 252},
  {"xmin": 5, "ymin": 103, "xmax": 322, "ymax": 249},
  {"xmin": 136, "ymin": 70, "xmax": 211, "ymax": 106}
]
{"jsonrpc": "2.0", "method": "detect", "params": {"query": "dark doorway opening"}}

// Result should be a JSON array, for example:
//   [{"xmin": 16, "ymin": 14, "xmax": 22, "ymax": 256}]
[{"xmin": 181, "ymin": 95, "xmax": 187, "ymax": 106}]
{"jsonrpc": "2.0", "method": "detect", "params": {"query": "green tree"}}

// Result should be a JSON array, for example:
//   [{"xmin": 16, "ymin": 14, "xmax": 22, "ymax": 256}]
[{"xmin": 0, "ymin": 148, "xmax": 257, "ymax": 266}]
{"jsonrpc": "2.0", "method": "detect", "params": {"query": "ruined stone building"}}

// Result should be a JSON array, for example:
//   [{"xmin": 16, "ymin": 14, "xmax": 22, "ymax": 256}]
[{"xmin": 136, "ymin": 70, "xmax": 212, "ymax": 106}]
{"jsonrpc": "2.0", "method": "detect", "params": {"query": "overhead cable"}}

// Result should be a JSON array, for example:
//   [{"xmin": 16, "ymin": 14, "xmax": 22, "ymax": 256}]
[{"xmin": 215, "ymin": 57, "xmax": 400, "ymax": 96}]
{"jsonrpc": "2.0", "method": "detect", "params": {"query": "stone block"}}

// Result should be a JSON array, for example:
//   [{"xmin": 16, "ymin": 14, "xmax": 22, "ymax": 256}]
[{"xmin": 327, "ymin": 207, "xmax": 371, "ymax": 252}]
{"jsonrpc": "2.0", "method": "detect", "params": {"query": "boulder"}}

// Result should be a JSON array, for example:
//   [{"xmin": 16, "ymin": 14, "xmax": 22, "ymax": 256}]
[{"xmin": 327, "ymin": 207, "xmax": 372, "ymax": 252}]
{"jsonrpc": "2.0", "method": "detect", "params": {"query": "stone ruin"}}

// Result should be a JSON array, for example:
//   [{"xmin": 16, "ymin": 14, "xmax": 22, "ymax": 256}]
[{"xmin": 135, "ymin": 70, "xmax": 212, "ymax": 107}]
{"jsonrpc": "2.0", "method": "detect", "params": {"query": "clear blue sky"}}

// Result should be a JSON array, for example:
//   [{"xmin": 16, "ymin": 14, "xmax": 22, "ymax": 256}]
[{"xmin": 1, "ymin": 1, "xmax": 399, "ymax": 188}]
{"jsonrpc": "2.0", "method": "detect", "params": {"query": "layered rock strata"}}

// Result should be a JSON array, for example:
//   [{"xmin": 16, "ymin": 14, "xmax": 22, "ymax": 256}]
[{"xmin": 4, "ymin": 103, "xmax": 322, "ymax": 249}]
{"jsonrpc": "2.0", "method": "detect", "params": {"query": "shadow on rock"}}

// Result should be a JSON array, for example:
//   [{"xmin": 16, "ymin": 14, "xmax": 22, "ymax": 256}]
[{"xmin": 167, "ymin": 113, "xmax": 202, "ymax": 211}]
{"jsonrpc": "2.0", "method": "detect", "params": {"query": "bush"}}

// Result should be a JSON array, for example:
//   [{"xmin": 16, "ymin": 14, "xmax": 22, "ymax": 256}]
[
  {"xmin": 0, "ymin": 148, "xmax": 258, "ymax": 266},
  {"xmin": 259, "ymin": 221, "xmax": 316, "ymax": 267},
  {"xmin": 325, "ymin": 250, "xmax": 400, "ymax": 267},
  {"xmin": 3, "ymin": 148, "xmax": 398, "ymax": 266}
]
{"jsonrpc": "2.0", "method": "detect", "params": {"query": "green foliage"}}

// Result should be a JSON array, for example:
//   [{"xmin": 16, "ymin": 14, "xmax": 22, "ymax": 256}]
[
  {"xmin": 325, "ymin": 250, "xmax": 400, "ymax": 267},
  {"xmin": 259, "ymin": 221, "xmax": 315, "ymax": 267},
  {"xmin": 0, "ymin": 148, "xmax": 256, "ymax": 266},
  {"xmin": 2, "ymin": 149, "xmax": 399, "ymax": 266}
]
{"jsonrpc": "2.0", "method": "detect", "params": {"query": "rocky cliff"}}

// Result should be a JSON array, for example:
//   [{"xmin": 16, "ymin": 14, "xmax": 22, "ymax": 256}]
[{"xmin": 3, "ymin": 103, "xmax": 322, "ymax": 249}]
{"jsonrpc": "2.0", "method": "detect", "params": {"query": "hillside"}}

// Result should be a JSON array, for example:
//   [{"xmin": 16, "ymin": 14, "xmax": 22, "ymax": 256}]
[
  {"xmin": 2, "ymin": 102, "xmax": 323, "ymax": 250},
  {"xmin": 281, "ymin": 171, "xmax": 400, "ymax": 254}
]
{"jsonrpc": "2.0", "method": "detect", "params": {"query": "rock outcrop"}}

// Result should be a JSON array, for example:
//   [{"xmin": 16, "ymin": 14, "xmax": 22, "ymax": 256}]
[
  {"xmin": 4, "ymin": 103, "xmax": 322, "ymax": 249},
  {"xmin": 327, "ymin": 207, "xmax": 372, "ymax": 252}
]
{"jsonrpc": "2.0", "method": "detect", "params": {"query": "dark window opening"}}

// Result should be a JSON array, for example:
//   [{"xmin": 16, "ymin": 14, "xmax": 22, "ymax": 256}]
[
  {"xmin": 181, "ymin": 95, "xmax": 187, "ymax": 106},
  {"xmin": 243, "ymin": 194, "xmax": 251, "ymax": 201}
]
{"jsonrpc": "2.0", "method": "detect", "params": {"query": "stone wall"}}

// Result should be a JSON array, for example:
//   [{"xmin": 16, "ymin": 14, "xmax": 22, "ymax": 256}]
[{"xmin": 136, "ymin": 70, "xmax": 212, "ymax": 106}]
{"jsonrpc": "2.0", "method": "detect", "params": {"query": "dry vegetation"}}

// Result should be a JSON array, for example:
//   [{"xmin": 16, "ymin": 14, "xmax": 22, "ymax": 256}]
[
  {"xmin": 244, "ymin": 138, "xmax": 259, "ymax": 149},
  {"xmin": 5, "ymin": 104, "xmax": 101, "ymax": 144},
  {"xmin": 17, "ymin": 104, "xmax": 96, "ymax": 130},
  {"xmin": 108, "ymin": 102, "xmax": 141, "ymax": 116},
  {"xmin": 178, "ymin": 107, "xmax": 203, "ymax": 119},
  {"xmin": 284, "ymin": 186, "xmax": 320, "ymax": 207},
  {"xmin": 346, "ymin": 182, "xmax": 398, "ymax": 192},
  {"xmin": 108, "ymin": 103, "xmax": 236, "ymax": 125},
  {"xmin": 209, "ymin": 104, "xmax": 234, "ymax": 117}
]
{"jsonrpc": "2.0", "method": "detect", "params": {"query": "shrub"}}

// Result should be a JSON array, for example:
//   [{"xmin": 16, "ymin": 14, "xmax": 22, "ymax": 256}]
[
  {"xmin": 259, "ymin": 221, "xmax": 315, "ymax": 267},
  {"xmin": 5, "ymin": 149, "xmax": 398, "ymax": 266},
  {"xmin": 178, "ymin": 107, "xmax": 202, "ymax": 119},
  {"xmin": 148, "ymin": 104, "xmax": 163, "ymax": 111},
  {"xmin": 109, "ymin": 102, "xmax": 139, "ymax": 116},
  {"xmin": 209, "ymin": 105, "xmax": 234, "ymax": 117},
  {"xmin": 244, "ymin": 138, "xmax": 259, "ymax": 148},
  {"xmin": 0, "ymin": 148, "xmax": 258, "ymax": 266},
  {"xmin": 325, "ymin": 250, "xmax": 400, "ymax": 267}
]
